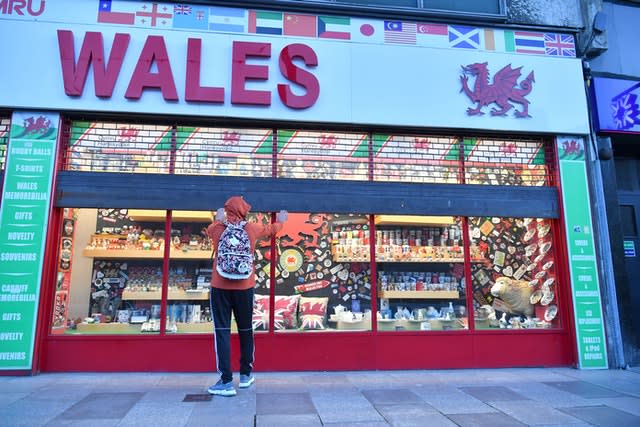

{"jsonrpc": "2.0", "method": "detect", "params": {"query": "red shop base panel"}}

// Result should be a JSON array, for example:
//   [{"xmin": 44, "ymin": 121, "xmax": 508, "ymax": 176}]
[{"xmin": 40, "ymin": 331, "xmax": 574, "ymax": 372}]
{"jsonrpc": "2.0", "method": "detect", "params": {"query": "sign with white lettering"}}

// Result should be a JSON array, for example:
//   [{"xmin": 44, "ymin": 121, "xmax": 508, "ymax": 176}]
[
  {"xmin": 557, "ymin": 136, "xmax": 608, "ymax": 369},
  {"xmin": 0, "ymin": 111, "xmax": 59, "ymax": 370}
]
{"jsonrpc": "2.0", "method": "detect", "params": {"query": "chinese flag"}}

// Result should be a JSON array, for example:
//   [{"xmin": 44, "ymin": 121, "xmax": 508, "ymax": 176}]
[{"xmin": 283, "ymin": 13, "xmax": 317, "ymax": 37}]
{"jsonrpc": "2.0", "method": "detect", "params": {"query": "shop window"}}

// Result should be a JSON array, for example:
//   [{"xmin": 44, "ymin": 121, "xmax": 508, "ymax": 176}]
[
  {"xmin": 174, "ymin": 127, "xmax": 273, "ymax": 177},
  {"xmin": 166, "ymin": 210, "xmax": 271, "ymax": 334},
  {"xmin": 372, "ymin": 134, "xmax": 460, "ymax": 184},
  {"xmin": 463, "ymin": 138, "xmax": 549, "ymax": 186},
  {"xmin": 271, "ymin": 213, "xmax": 372, "ymax": 332},
  {"xmin": 64, "ymin": 121, "xmax": 172, "ymax": 174},
  {"xmin": 277, "ymin": 130, "xmax": 369, "ymax": 181},
  {"xmin": 0, "ymin": 117, "xmax": 9, "ymax": 171},
  {"xmin": 50, "ymin": 208, "xmax": 276, "ymax": 335},
  {"xmin": 374, "ymin": 215, "xmax": 468, "ymax": 331},
  {"xmin": 468, "ymin": 217, "xmax": 560, "ymax": 330},
  {"xmin": 619, "ymin": 205, "xmax": 637, "ymax": 238}
]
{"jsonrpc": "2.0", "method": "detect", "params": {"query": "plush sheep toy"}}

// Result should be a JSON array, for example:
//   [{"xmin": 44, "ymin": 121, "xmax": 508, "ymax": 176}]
[{"xmin": 490, "ymin": 276, "xmax": 534, "ymax": 317}]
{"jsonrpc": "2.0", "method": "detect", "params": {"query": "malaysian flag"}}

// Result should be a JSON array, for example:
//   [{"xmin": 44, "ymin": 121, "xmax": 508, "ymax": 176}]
[
  {"xmin": 544, "ymin": 33, "xmax": 576, "ymax": 57},
  {"xmin": 384, "ymin": 21, "xmax": 417, "ymax": 45},
  {"xmin": 174, "ymin": 4, "xmax": 192, "ymax": 15}
]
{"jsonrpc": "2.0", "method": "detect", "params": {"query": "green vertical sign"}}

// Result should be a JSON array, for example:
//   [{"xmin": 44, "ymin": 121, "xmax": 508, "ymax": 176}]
[
  {"xmin": 557, "ymin": 136, "xmax": 608, "ymax": 369},
  {"xmin": 0, "ymin": 111, "xmax": 59, "ymax": 370}
]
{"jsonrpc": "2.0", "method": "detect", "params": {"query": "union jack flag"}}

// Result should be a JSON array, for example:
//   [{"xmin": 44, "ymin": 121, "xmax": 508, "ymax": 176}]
[
  {"xmin": 174, "ymin": 4, "xmax": 192, "ymax": 15},
  {"xmin": 544, "ymin": 33, "xmax": 575, "ymax": 57}
]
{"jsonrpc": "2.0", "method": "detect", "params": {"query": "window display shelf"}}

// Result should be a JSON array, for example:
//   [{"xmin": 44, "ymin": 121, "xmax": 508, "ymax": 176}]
[
  {"xmin": 82, "ymin": 248, "xmax": 213, "ymax": 259},
  {"xmin": 378, "ymin": 290, "xmax": 460, "ymax": 299},
  {"xmin": 174, "ymin": 322, "xmax": 212, "ymax": 333},
  {"xmin": 376, "ymin": 258, "xmax": 465, "ymax": 263},
  {"xmin": 74, "ymin": 323, "xmax": 144, "ymax": 334},
  {"xmin": 122, "ymin": 289, "xmax": 210, "ymax": 300},
  {"xmin": 127, "ymin": 209, "xmax": 212, "ymax": 222}
]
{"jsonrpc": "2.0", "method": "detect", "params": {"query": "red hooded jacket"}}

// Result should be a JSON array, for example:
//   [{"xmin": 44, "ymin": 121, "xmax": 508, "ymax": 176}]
[{"xmin": 207, "ymin": 196, "xmax": 283, "ymax": 290}]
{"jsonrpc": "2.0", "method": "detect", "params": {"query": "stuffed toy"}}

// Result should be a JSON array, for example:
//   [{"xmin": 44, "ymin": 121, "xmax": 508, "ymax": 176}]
[{"xmin": 490, "ymin": 276, "xmax": 534, "ymax": 317}]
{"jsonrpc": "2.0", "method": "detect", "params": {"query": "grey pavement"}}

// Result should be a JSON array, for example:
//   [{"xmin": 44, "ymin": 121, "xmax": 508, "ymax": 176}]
[{"xmin": 1, "ymin": 367, "xmax": 640, "ymax": 426}]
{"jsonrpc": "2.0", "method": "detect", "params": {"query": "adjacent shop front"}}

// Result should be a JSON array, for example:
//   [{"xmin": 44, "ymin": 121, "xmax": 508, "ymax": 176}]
[{"xmin": 0, "ymin": 1, "xmax": 606, "ymax": 373}]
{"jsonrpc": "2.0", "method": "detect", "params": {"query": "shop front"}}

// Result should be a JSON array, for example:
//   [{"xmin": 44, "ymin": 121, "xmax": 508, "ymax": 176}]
[{"xmin": 0, "ymin": 1, "xmax": 606, "ymax": 373}]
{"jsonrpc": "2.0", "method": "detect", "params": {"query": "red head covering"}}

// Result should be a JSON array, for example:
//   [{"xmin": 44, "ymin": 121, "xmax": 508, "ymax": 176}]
[{"xmin": 224, "ymin": 196, "xmax": 251, "ymax": 223}]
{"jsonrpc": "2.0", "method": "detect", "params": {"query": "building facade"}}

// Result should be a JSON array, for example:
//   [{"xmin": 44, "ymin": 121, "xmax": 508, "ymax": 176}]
[
  {"xmin": 587, "ymin": 0, "xmax": 640, "ymax": 368},
  {"xmin": 0, "ymin": 0, "xmax": 613, "ymax": 373}
]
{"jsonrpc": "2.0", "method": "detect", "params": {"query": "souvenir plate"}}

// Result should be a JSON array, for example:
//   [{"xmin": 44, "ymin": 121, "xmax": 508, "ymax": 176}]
[
  {"xmin": 526, "ymin": 263, "xmax": 537, "ymax": 272},
  {"xmin": 539, "ymin": 241, "xmax": 552, "ymax": 255},
  {"xmin": 530, "ymin": 290, "xmax": 543, "ymax": 304},
  {"xmin": 535, "ymin": 270, "xmax": 547, "ymax": 279},
  {"xmin": 534, "ymin": 254, "xmax": 546, "ymax": 264},
  {"xmin": 528, "ymin": 279, "xmax": 539, "ymax": 287},
  {"xmin": 544, "ymin": 304, "xmax": 558, "ymax": 321},
  {"xmin": 543, "ymin": 277, "xmax": 555, "ymax": 288},
  {"xmin": 523, "ymin": 228, "xmax": 536, "ymax": 242},
  {"xmin": 537, "ymin": 223, "xmax": 551, "ymax": 238},
  {"xmin": 542, "ymin": 261, "xmax": 554, "ymax": 271},
  {"xmin": 279, "ymin": 248, "xmax": 304, "ymax": 272},
  {"xmin": 540, "ymin": 290, "xmax": 554, "ymax": 306},
  {"xmin": 525, "ymin": 243, "xmax": 538, "ymax": 257}
]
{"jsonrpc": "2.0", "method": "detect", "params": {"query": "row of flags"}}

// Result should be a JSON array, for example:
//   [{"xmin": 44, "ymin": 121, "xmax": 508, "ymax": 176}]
[{"xmin": 97, "ymin": 1, "xmax": 576, "ymax": 57}]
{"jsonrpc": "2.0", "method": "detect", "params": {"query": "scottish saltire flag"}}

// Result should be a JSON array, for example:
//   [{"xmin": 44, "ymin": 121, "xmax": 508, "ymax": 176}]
[
  {"xmin": 283, "ymin": 13, "xmax": 317, "ymax": 37},
  {"xmin": 248, "ymin": 11, "xmax": 283, "ymax": 35},
  {"xmin": 449, "ymin": 26, "xmax": 480, "ymax": 49},
  {"xmin": 544, "ymin": 33, "xmax": 576, "ymax": 57},
  {"xmin": 383, "ymin": 21, "xmax": 417, "ymax": 45},
  {"xmin": 318, "ymin": 16, "xmax": 350, "ymax": 40},
  {"xmin": 504, "ymin": 31, "xmax": 546, "ymax": 54},
  {"xmin": 210, "ymin": 6, "xmax": 246, "ymax": 33},
  {"xmin": 173, "ymin": 4, "xmax": 208, "ymax": 30}
]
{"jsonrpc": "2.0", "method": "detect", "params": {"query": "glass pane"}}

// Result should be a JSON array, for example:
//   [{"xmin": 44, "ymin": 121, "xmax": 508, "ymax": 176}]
[
  {"xmin": 469, "ymin": 217, "xmax": 560, "ymax": 330},
  {"xmin": 372, "ymin": 134, "xmax": 460, "ymax": 184},
  {"xmin": 424, "ymin": 0, "xmax": 501, "ymax": 14},
  {"xmin": 375, "ymin": 215, "xmax": 468, "ymax": 331},
  {"xmin": 66, "ymin": 121, "xmax": 171, "ymax": 173},
  {"xmin": 174, "ymin": 127, "xmax": 273, "ymax": 177},
  {"xmin": 0, "ymin": 117, "xmax": 9, "ymax": 171},
  {"xmin": 165, "ymin": 211, "xmax": 214, "ymax": 334},
  {"xmin": 620, "ymin": 205, "xmax": 637, "ymax": 237},
  {"xmin": 464, "ymin": 138, "xmax": 548, "ymax": 186},
  {"xmin": 274, "ymin": 213, "xmax": 372, "ymax": 332},
  {"xmin": 52, "ymin": 208, "xmax": 168, "ymax": 335},
  {"xmin": 277, "ymin": 130, "xmax": 369, "ymax": 181}
]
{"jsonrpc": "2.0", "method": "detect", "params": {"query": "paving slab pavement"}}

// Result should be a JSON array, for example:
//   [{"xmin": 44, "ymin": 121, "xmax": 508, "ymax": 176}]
[{"xmin": 0, "ymin": 367, "xmax": 639, "ymax": 426}]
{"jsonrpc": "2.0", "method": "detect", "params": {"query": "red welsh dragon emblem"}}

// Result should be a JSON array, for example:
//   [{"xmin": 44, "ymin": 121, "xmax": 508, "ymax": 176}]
[{"xmin": 460, "ymin": 62, "xmax": 535, "ymax": 118}]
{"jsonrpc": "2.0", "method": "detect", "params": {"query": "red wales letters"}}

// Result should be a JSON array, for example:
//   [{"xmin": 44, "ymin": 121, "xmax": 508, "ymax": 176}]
[{"xmin": 57, "ymin": 30, "xmax": 320, "ymax": 109}]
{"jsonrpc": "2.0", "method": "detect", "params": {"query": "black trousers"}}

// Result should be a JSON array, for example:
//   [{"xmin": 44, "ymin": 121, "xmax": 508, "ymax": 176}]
[{"xmin": 210, "ymin": 287, "xmax": 255, "ymax": 383}]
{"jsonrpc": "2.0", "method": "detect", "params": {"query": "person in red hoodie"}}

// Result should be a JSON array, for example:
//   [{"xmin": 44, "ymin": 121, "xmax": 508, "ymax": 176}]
[{"xmin": 206, "ymin": 196, "xmax": 287, "ymax": 396}]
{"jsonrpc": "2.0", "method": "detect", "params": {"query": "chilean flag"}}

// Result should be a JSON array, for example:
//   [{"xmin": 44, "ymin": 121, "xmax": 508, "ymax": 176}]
[{"xmin": 98, "ymin": 0, "xmax": 135, "ymax": 25}]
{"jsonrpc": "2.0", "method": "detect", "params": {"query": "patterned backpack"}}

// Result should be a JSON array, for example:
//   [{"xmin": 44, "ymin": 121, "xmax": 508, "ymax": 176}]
[{"xmin": 216, "ymin": 221, "xmax": 253, "ymax": 280}]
